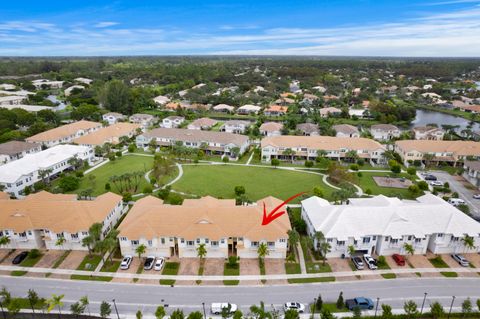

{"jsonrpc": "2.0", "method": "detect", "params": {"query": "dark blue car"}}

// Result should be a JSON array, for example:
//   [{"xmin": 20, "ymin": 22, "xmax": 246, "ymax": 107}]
[{"xmin": 345, "ymin": 297, "xmax": 374, "ymax": 311}]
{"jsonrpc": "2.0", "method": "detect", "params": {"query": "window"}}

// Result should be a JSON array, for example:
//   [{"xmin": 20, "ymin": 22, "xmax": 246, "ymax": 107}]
[
  {"xmin": 451, "ymin": 237, "xmax": 459, "ymax": 242},
  {"xmin": 385, "ymin": 237, "xmax": 389, "ymax": 242},
  {"xmin": 27, "ymin": 231, "xmax": 32, "ymax": 236},
  {"xmin": 187, "ymin": 241, "xmax": 194, "ymax": 247},
  {"xmin": 211, "ymin": 241, "xmax": 218, "ymax": 247},
  {"xmin": 19, "ymin": 232, "xmax": 27, "ymax": 238},
  {"xmin": 205, "ymin": 239, "xmax": 209, "ymax": 244},
  {"xmin": 267, "ymin": 241, "xmax": 275, "ymax": 247},
  {"xmin": 221, "ymin": 239, "xmax": 225, "ymax": 244},
  {"xmin": 131, "ymin": 240, "xmax": 139, "ymax": 245},
  {"xmin": 407, "ymin": 236, "xmax": 412, "ymax": 241},
  {"xmin": 353, "ymin": 240, "xmax": 358, "ymax": 245},
  {"xmin": 279, "ymin": 238, "xmax": 286, "ymax": 243},
  {"xmin": 363, "ymin": 237, "xmax": 370, "ymax": 244},
  {"xmin": 82, "ymin": 232, "xmax": 88, "ymax": 236},
  {"xmin": 120, "ymin": 237, "xmax": 127, "ymax": 241},
  {"xmin": 372, "ymin": 236, "xmax": 376, "ymax": 240},
  {"xmin": 148, "ymin": 240, "xmax": 153, "ymax": 246},
  {"xmin": 196, "ymin": 238, "xmax": 200, "ymax": 244},
  {"xmin": 437, "ymin": 233, "xmax": 444, "ymax": 238},
  {"xmin": 390, "ymin": 239, "xmax": 399, "ymax": 244},
  {"xmin": 57, "ymin": 233, "xmax": 64, "ymax": 239},
  {"xmin": 415, "ymin": 238, "xmax": 422, "ymax": 244},
  {"xmin": 71, "ymin": 233, "xmax": 79, "ymax": 239},
  {"xmin": 251, "ymin": 241, "xmax": 259, "ymax": 247},
  {"xmin": 161, "ymin": 238, "xmax": 165, "ymax": 244},
  {"xmin": 337, "ymin": 241, "xmax": 345, "ymax": 246},
  {"xmin": 327, "ymin": 238, "xmax": 333, "ymax": 243}
]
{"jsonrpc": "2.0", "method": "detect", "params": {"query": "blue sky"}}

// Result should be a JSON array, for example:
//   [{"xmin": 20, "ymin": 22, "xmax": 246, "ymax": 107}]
[{"xmin": 1, "ymin": 0, "xmax": 480, "ymax": 56}]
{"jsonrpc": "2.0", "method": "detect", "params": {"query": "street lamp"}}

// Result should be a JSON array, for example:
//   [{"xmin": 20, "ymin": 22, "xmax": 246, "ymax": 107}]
[
  {"xmin": 312, "ymin": 298, "xmax": 317, "ymax": 319},
  {"xmin": 374, "ymin": 298, "xmax": 380, "ymax": 318},
  {"xmin": 112, "ymin": 299, "xmax": 120, "ymax": 319},
  {"xmin": 448, "ymin": 296, "xmax": 456, "ymax": 319},
  {"xmin": 420, "ymin": 292, "xmax": 428, "ymax": 314},
  {"xmin": 202, "ymin": 302, "xmax": 206, "ymax": 319}
]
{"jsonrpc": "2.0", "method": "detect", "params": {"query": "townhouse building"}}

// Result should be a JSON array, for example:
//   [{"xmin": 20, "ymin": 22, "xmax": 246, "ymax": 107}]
[
  {"xmin": 129, "ymin": 113, "xmax": 156, "ymax": 129},
  {"xmin": 264, "ymin": 105, "xmax": 288, "ymax": 117},
  {"xmin": 221, "ymin": 120, "xmax": 252, "ymax": 134},
  {"xmin": 213, "ymin": 104, "xmax": 235, "ymax": 113},
  {"xmin": 26, "ymin": 120, "xmax": 102, "ymax": 147},
  {"xmin": 136, "ymin": 128, "xmax": 250, "ymax": 158},
  {"xmin": 333, "ymin": 124, "xmax": 360, "ymax": 138},
  {"xmin": 463, "ymin": 161, "xmax": 480, "ymax": 188},
  {"xmin": 31, "ymin": 79, "xmax": 64, "ymax": 89},
  {"xmin": 187, "ymin": 117, "xmax": 218, "ymax": 130},
  {"xmin": 301, "ymin": 194, "xmax": 480, "ymax": 257},
  {"xmin": 0, "ymin": 191, "xmax": 125, "ymax": 250},
  {"xmin": 161, "ymin": 116, "xmax": 185, "ymax": 128},
  {"xmin": 0, "ymin": 141, "xmax": 41, "ymax": 165},
  {"xmin": 296, "ymin": 123, "xmax": 319, "ymax": 136},
  {"xmin": 412, "ymin": 126, "xmax": 445, "ymax": 140},
  {"xmin": 237, "ymin": 104, "xmax": 262, "ymax": 115},
  {"xmin": 395, "ymin": 140, "xmax": 480, "ymax": 166},
  {"xmin": 118, "ymin": 196, "xmax": 290, "ymax": 259},
  {"xmin": 0, "ymin": 95, "xmax": 27, "ymax": 105},
  {"xmin": 370, "ymin": 124, "xmax": 401, "ymax": 141},
  {"xmin": 0, "ymin": 144, "xmax": 94, "ymax": 197},
  {"xmin": 102, "ymin": 112, "xmax": 126, "ymax": 125},
  {"xmin": 261, "ymin": 136, "xmax": 385, "ymax": 164},
  {"xmin": 73, "ymin": 123, "xmax": 140, "ymax": 147},
  {"xmin": 260, "ymin": 122, "xmax": 283, "ymax": 137}
]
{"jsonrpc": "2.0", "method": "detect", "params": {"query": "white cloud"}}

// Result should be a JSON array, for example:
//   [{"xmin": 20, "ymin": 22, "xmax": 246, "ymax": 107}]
[{"xmin": 94, "ymin": 21, "xmax": 119, "ymax": 28}]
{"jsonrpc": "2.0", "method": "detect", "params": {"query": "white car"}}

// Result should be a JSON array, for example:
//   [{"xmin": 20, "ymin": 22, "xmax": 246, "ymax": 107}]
[
  {"xmin": 430, "ymin": 181, "xmax": 443, "ymax": 187},
  {"xmin": 120, "ymin": 256, "xmax": 132, "ymax": 270},
  {"xmin": 210, "ymin": 303, "xmax": 238, "ymax": 315},
  {"xmin": 154, "ymin": 257, "xmax": 165, "ymax": 271},
  {"xmin": 283, "ymin": 302, "xmax": 305, "ymax": 313},
  {"xmin": 363, "ymin": 254, "xmax": 378, "ymax": 270},
  {"xmin": 473, "ymin": 194, "xmax": 480, "ymax": 199},
  {"xmin": 451, "ymin": 254, "xmax": 469, "ymax": 267}
]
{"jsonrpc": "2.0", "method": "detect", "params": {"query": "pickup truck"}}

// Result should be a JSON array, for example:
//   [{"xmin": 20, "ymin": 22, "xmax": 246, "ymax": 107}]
[
  {"xmin": 210, "ymin": 303, "xmax": 238, "ymax": 315},
  {"xmin": 345, "ymin": 297, "xmax": 374, "ymax": 311}
]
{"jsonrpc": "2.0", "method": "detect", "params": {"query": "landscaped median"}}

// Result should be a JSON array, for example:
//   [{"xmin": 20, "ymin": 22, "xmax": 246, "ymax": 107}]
[{"xmin": 1, "ymin": 262, "xmax": 478, "ymax": 284}]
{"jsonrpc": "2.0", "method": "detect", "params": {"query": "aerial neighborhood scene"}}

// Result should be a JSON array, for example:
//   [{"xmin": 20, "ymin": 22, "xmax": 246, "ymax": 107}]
[{"xmin": 1, "ymin": 1, "xmax": 480, "ymax": 319}]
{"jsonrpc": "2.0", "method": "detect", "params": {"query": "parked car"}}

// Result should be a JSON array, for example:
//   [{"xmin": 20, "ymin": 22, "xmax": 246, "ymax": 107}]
[
  {"xmin": 345, "ymin": 297, "xmax": 374, "ymax": 311},
  {"xmin": 144, "ymin": 256, "xmax": 155, "ymax": 270},
  {"xmin": 424, "ymin": 175, "xmax": 437, "ymax": 181},
  {"xmin": 451, "ymin": 254, "xmax": 469, "ymax": 267},
  {"xmin": 392, "ymin": 254, "xmax": 405, "ymax": 266},
  {"xmin": 283, "ymin": 302, "xmax": 305, "ymax": 313},
  {"xmin": 154, "ymin": 257, "xmax": 165, "ymax": 271},
  {"xmin": 210, "ymin": 303, "xmax": 238, "ymax": 315},
  {"xmin": 430, "ymin": 181, "xmax": 444, "ymax": 187},
  {"xmin": 448, "ymin": 198, "xmax": 466, "ymax": 206},
  {"xmin": 120, "ymin": 256, "xmax": 132, "ymax": 270},
  {"xmin": 351, "ymin": 256, "xmax": 364, "ymax": 270},
  {"xmin": 363, "ymin": 254, "xmax": 378, "ymax": 270},
  {"xmin": 473, "ymin": 194, "xmax": 480, "ymax": 199},
  {"xmin": 12, "ymin": 251, "xmax": 28, "ymax": 265}
]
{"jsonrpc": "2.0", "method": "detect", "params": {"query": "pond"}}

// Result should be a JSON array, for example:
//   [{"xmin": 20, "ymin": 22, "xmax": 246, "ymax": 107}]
[{"xmin": 411, "ymin": 109, "xmax": 480, "ymax": 132}]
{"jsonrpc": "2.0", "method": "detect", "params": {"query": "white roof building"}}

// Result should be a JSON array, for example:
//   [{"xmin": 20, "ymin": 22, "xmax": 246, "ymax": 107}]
[
  {"xmin": 64, "ymin": 85, "xmax": 85, "ymax": 97},
  {"xmin": 74, "ymin": 77, "xmax": 93, "ymax": 85},
  {"xmin": 237, "ymin": 104, "xmax": 262, "ymax": 114},
  {"xmin": 153, "ymin": 95, "xmax": 171, "ymax": 105},
  {"xmin": 32, "ymin": 79, "xmax": 64, "ymax": 89},
  {"xmin": 0, "ymin": 144, "xmax": 93, "ymax": 197},
  {"xmin": 0, "ymin": 104, "xmax": 54, "ymax": 112},
  {"xmin": 301, "ymin": 194, "xmax": 480, "ymax": 257}
]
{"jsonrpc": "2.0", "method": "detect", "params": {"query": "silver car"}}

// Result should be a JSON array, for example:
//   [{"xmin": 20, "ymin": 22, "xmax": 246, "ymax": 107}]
[
  {"xmin": 451, "ymin": 254, "xmax": 469, "ymax": 267},
  {"xmin": 363, "ymin": 254, "xmax": 378, "ymax": 270}
]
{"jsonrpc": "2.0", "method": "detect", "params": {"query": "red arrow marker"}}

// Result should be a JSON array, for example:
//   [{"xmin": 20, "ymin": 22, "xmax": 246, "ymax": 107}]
[{"xmin": 262, "ymin": 192, "xmax": 305, "ymax": 226}]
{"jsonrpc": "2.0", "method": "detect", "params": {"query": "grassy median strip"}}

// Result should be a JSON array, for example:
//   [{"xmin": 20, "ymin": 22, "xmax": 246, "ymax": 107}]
[
  {"xmin": 288, "ymin": 277, "xmax": 335, "ymax": 284},
  {"xmin": 381, "ymin": 273, "xmax": 397, "ymax": 279},
  {"xmin": 223, "ymin": 262, "xmax": 240, "ymax": 286},
  {"xmin": 160, "ymin": 262, "xmax": 179, "ymax": 285},
  {"xmin": 259, "ymin": 259, "xmax": 266, "ymax": 284}
]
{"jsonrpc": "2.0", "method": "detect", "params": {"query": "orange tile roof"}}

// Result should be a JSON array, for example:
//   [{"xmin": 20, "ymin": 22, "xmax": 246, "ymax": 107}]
[
  {"xmin": 26, "ymin": 120, "xmax": 101, "ymax": 143},
  {"xmin": 73, "ymin": 123, "xmax": 140, "ymax": 146}
]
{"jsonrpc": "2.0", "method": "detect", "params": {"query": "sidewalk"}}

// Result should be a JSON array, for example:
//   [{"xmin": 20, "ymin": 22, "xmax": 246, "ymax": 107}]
[{"xmin": 0, "ymin": 264, "xmax": 477, "ymax": 282}]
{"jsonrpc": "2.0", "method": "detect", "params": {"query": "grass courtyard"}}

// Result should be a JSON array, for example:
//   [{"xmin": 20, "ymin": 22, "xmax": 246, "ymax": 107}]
[
  {"xmin": 172, "ymin": 164, "xmax": 337, "ymax": 201},
  {"xmin": 77, "ymin": 155, "xmax": 154, "ymax": 196},
  {"xmin": 355, "ymin": 171, "xmax": 420, "ymax": 199}
]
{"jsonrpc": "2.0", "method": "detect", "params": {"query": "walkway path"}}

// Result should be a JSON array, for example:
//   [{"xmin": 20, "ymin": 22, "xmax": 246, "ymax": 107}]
[
  {"xmin": 245, "ymin": 151, "xmax": 255, "ymax": 165},
  {"xmin": 296, "ymin": 243, "xmax": 307, "ymax": 274}
]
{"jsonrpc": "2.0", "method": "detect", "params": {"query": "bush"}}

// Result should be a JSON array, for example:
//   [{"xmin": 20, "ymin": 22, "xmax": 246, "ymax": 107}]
[
  {"xmin": 150, "ymin": 177, "xmax": 157, "ymax": 185},
  {"xmin": 167, "ymin": 193, "xmax": 183, "ymax": 205},
  {"xmin": 227, "ymin": 256, "xmax": 238, "ymax": 267},
  {"xmin": 58, "ymin": 175, "xmax": 80, "ymax": 192},
  {"xmin": 390, "ymin": 164, "xmax": 401, "ymax": 174},
  {"xmin": 28, "ymin": 249, "xmax": 41, "ymax": 259},
  {"xmin": 407, "ymin": 167, "xmax": 416, "ymax": 175},
  {"xmin": 105, "ymin": 183, "xmax": 111, "ymax": 191},
  {"xmin": 143, "ymin": 185, "xmax": 153, "ymax": 194},
  {"xmin": 122, "ymin": 192, "xmax": 132, "ymax": 202},
  {"xmin": 313, "ymin": 186, "xmax": 324, "ymax": 198},
  {"xmin": 157, "ymin": 186, "xmax": 171, "ymax": 200},
  {"xmin": 357, "ymin": 172, "xmax": 363, "ymax": 177},
  {"xmin": 356, "ymin": 159, "xmax": 365, "ymax": 166},
  {"xmin": 365, "ymin": 188, "xmax": 372, "ymax": 195},
  {"xmin": 417, "ymin": 181, "xmax": 429, "ymax": 190},
  {"xmin": 452, "ymin": 192, "xmax": 459, "ymax": 198},
  {"xmin": 234, "ymin": 186, "xmax": 246, "ymax": 196},
  {"xmin": 377, "ymin": 256, "xmax": 387, "ymax": 267},
  {"xmin": 128, "ymin": 144, "xmax": 136, "ymax": 153},
  {"xmin": 304, "ymin": 160, "xmax": 314, "ymax": 168},
  {"xmin": 116, "ymin": 151, "xmax": 122, "ymax": 158},
  {"xmin": 350, "ymin": 164, "xmax": 359, "ymax": 171},
  {"xmin": 108, "ymin": 153, "xmax": 116, "ymax": 161},
  {"xmin": 75, "ymin": 171, "xmax": 84, "ymax": 178}
]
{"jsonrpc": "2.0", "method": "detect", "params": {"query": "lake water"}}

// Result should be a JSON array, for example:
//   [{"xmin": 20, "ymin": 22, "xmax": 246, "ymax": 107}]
[{"xmin": 411, "ymin": 109, "xmax": 480, "ymax": 132}]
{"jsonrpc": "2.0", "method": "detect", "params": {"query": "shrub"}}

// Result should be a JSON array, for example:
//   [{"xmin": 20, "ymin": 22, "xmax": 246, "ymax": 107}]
[
  {"xmin": 390, "ymin": 164, "xmax": 401, "ymax": 174},
  {"xmin": 28, "ymin": 249, "xmax": 41, "ymax": 259},
  {"xmin": 116, "ymin": 151, "xmax": 122, "ymax": 157},
  {"xmin": 365, "ymin": 188, "xmax": 372, "ymax": 195},
  {"xmin": 452, "ymin": 192, "xmax": 459, "ymax": 198},
  {"xmin": 305, "ymin": 160, "xmax": 314, "ymax": 168},
  {"xmin": 168, "ymin": 193, "xmax": 183, "ymax": 205},
  {"xmin": 157, "ymin": 186, "xmax": 171, "ymax": 200},
  {"xmin": 417, "ymin": 181, "xmax": 429, "ymax": 190},
  {"xmin": 377, "ymin": 256, "xmax": 387, "ymax": 267},
  {"xmin": 105, "ymin": 183, "xmax": 111, "ymax": 191},
  {"xmin": 227, "ymin": 256, "xmax": 238, "ymax": 267},
  {"xmin": 350, "ymin": 164, "xmax": 359, "ymax": 171},
  {"xmin": 143, "ymin": 185, "xmax": 153, "ymax": 194},
  {"xmin": 357, "ymin": 172, "xmax": 363, "ymax": 177},
  {"xmin": 122, "ymin": 192, "xmax": 132, "ymax": 202},
  {"xmin": 356, "ymin": 159, "xmax": 365, "ymax": 166},
  {"xmin": 313, "ymin": 187, "xmax": 324, "ymax": 198},
  {"xmin": 150, "ymin": 177, "xmax": 157, "ymax": 185},
  {"xmin": 128, "ymin": 144, "xmax": 136, "ymax": 153},
  {"xmin": 108, "ymin": 153, "xmax": 116, "ymax": 161},
  {"xmin": 234, "ymin": 186, "xmax": 246, "ymax": 196},
  {"xmin": 407, "ymin": 167, "xmax": 416, "ymax": 175},
  {"xmin": 75, "ymin": 171, "xmax": 84, "ymax": 178},
  {"xmin": 58, "ymin": 175, "xmax": 80, "ymax": 192}
]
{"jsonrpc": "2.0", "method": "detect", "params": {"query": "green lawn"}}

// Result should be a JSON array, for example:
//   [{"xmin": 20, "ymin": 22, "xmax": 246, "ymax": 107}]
[
  {"xmin": 173, "ymin": 165, "xmax": 336, "ymax": 202},
  {"xmin": 322, "ymin": 303, "xmax": 349, "ymax": 313},
  {"xmin": 381, "ymin": 273, "xmax": 397, "ymax": 279},
  {"xmin": 285, "ymin": 262, "xmax": 301, "ymax": 274},
  {"xmin": 52, "ymin": 251, "xmax": 71, "ymax": 268},
  {"xmin": 71, "ymin": 274, "xmax": 113, "ymax": 281},
  {"xmin": 306, "ymin": 262, "xmax": 332, "ymax": 273},
  {"xmin": 75, "ymin": 254, "xmax": 102, "ymax": 271},
  {"xmin": 101, "ymin": 260, "xmax": 121, "ymax": 272},
  {"xmin": 429, "ymin": 256, "xmax": 450, "ymax": 268},
  {"xmin": 440, "ymin": 271, "xmax": 458, "ymax": 277},
  {"xmin": 20, "ymin": 253, "xmax": 44, "ymax": 267},
  {"xmin": 288, "ymin": 277, "xmax": 335, "ymax": 284},
  {"xmin": 78, "ymin": 155, "xmax": 154, "ymax": 196},
  {"xmin": 355, "ymin": 171, "xmax": 420, "ymax": 199},
  {"xmin": 160, "ymin": 262, "xmax": 179, "ymax": 285},
  {"xmin": 223, "ymin": 263, "xmax": 240, "ymax": 285}
]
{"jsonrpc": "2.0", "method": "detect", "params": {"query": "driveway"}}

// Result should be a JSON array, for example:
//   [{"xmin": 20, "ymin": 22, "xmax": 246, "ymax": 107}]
[
  {"xmin": 430, "ymin": 171, "xmax": 480, "ymax": 218},
  {"xmin": 327, "ymin": 258, "xmax": 357, "ymax": 282},
  {"xmin": 112, "ymin": 257, "xmax": 142, "ymax": 283},
  {"xmin": 385, "ymin": 255, "xmax": 416, "ymax": 278},
  {"xmin": 264, "ymin": 259, "xmax": 287, "ymax": 285},
  {"xmin": 441, "ymin": 254, "xmax": 478, "ymax": 278},
  {"xmin": 239, "ymin": 258, "xmax": 261, "ymax": 285},
  {"xmin": 202, "ymin": 258, "xmax": 224, "ymax": 286},
  {"xmin": 177, "ymin": 258, "xmax": 200, "ymax": 285},
  {"xmin": 466, "ymin": 253, "xmax": 480, "ymax": 268}
]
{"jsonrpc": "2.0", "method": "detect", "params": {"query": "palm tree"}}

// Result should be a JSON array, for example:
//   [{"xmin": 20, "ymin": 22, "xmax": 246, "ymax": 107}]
[
  {"xmin": 283, "ymin": 148, "xmax": 295, "ymax": 164},
  {"xmin": 70, "ymin": 302, "xmax": 85, "ymax": 319},
  {"xmin": 249, "ymin": 301, "xmax": 272, "ymax": 319},
  {"xmin": 461, "ymin": 235, "xmax": 475, "ymax": 253},
  {"xmin": 136, "ymin": 244, "xmax": 147, "ymax": 261},
  {"xmin": 314, "ymin": 231, "xmax": 325, "ymax": 250},
  {"xmin": 0, "ymin": 235, "xmax": 10, "ymax": 248},
  {"xmin": 347, "ymin": 245, "xmax": 356, "ymax": 257},
  {"xmin": 47, "ymin": 294, "xmax": 64, "ymax": 319},
  {"xmin": 423, "ymin": 153, "xmax": 435, "ymax": 167},
  {"xmin": 316, "ymin": 149, "xmax": 328, "ymax": 158},
  {"xmin": 287, "ymin": 229, "xmax": 300, "ymax": 255},
  {"xmin": 55, "ymin": 237, "xmax": 66, "ymax": 250},
  {"xmin": 196, "ymin": 243, "xmax": 207, "ymax": 268},
  {"xmin": 79, "ymin": 296, "xmax": 90, "ymax": 316},
  {"xmin": 319, "ymin": 242, "xmax": 331, "ymax": 265},
  {"xmin": 257, "ymin": 243, "xmax": 269, "ymax": 261},
  {"xmin": 345, "ymin": 150, "xmax": 359, "ymax": 163},
  {"xmin": 82, "ymin": 236, "xmax": 95, "ymax": 256},
  {"xmin": 403, "ymin": 243, "xmax": 415, "ymax": 261}
]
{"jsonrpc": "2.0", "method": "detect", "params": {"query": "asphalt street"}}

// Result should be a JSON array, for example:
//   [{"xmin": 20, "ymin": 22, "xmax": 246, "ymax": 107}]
[{"xmin": 1, "ymin": 276, "xmax": 479, "ymax": 316}]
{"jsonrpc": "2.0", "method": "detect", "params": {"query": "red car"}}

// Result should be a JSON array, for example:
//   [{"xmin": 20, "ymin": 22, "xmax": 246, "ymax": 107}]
[{"xmin": 392, "ymin": 254, "xmax": 405, "ymax": 266}]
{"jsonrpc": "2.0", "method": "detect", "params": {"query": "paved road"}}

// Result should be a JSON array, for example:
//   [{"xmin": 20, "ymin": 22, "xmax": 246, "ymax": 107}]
[
  {"xmin": 2, "ymin": 276, "xmax": 479, "ymax": 316},
  {"xmin": 431, "ymin": 171, "xmax": 480, "ymax": 218}
]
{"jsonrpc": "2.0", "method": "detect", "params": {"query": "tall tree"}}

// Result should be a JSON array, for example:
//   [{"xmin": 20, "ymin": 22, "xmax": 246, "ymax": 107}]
[{"xmin": 99, "ymin": 80, "xmax": 132, "ymax": 114}]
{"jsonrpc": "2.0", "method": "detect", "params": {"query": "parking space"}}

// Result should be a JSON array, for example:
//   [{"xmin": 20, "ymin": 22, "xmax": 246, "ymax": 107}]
[
  {"xmin": 441, "ymin": 254, "xmax": 478, "ymax": 277},
  {"xmin": 384, "ymin": 256, "xmax": 416, "ymax": 278},
  {"xmin": 112, "ymin": 257, "xmax": 142, "ymax": 283},
  {"xmin": 56, "ymin": 251, "xmax": 88, "ymax": 269},
  {"xmin": 264, "ymin": 259, "xmax": 287, "ymax": 285},
  {"xmin": 466, "ymin": 253, "xmax": 480, "ymax": 268},
  {"xmin": 0, "ymin": 249, "xmax": 27, "ymax": 265},
  {"xmin": 239, "ymin": 258, "xmax": 261, "ymax": 285},
  {"xmin": 407, "ymin": 254, "xmax": 440, "ymax": 278},
  {"xmin": 202, "ymin": 258, "xmax": 224, "ymax": 286},
  {"xmin": 176, "ymin": 258, "xmax": 199, "ymax": 285},
  {"xmin": 0, "ymin": 249, "xmax": 11, "ymax": 262},
  {"xmin": 34, "ymin": 250, "xmax": 63, "ymax": 268}
]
